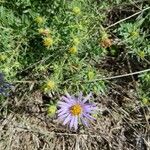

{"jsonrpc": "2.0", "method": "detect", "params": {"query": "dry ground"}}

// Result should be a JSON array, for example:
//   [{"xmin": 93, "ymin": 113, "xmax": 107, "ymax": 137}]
[{"xmin": 0, "ymin": 75, "xmax": 149, "ymax": 150}]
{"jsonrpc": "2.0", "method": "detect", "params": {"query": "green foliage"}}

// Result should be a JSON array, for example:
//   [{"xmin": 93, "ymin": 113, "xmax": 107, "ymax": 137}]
[
  {"xmin": 138, "ymin": 72, "xmax": 150, "ymax": 105},
  {"xmin": 115, "ymin": 12, "xmax": 150, "ymax": 105},
  {"xmin": 115, "ymin": 17, "xmax": 150, "ymax": 61},
  {"xmin": 0, "ymin": 0, "xmax": 107, "ymax": 95},
  {"xmin": 0, "ymin": 0, "xmax": 149, "ymax": 104}
]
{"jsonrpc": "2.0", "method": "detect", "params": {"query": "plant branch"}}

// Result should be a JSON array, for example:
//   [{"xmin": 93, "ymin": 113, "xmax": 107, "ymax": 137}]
[{"xmin": 106, "ymin": 6, "xmax": 150, "ymax": 29}]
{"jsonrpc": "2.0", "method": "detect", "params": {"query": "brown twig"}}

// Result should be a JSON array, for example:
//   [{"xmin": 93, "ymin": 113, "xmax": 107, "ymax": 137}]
[
  {"xmin": 106, "ymin": 6, "xmax": 150, "ymax": 29},
  {"xmin": 89, "ymin": 68, "xmax": 150, "ymax": 82},
  {"xmin": 12, "ymin": 68, "xmax": 150, "ymax": 83}
]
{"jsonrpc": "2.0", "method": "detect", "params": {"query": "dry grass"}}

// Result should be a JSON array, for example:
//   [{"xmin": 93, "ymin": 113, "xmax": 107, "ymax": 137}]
[{"xmin": 0, "ymin": 82, "xmax": 149, "ymax": 150}]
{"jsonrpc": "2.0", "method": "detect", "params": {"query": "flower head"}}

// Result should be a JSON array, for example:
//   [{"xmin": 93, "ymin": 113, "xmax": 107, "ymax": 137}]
[
  {"xmin": 99, "ymin": 31, "xmax": 112, "ymax": 48},
  {"xmin": 35, "ymin": 16, "xmax": 44, "ymax": 24},
  {"xmin": 57, "ymin": 93, "xmax": 97, "ymax": 130},
  {"xmin": 100, "ymin": 37, "xmax": 112, "ymax": 48},
  {"xmin": 130, "ymin": 31, "xmax": 139, "ymax": 38},
  {"xmin": 0, "ymin": 54, "xmax": 7, "ymax": 61},
  {"xmin": 137, "ymin": 51, "xmax": 145, "ymax": 59},
  {"xmin": 73, "ymin": 7, "xmax": 81, "ymax": 15},
  {"xmin": 43, "ymin": 80, "xmax": 56, "ymax": 92},
  {"xmin": 43, "ymin": 37, "xmax": 53, "ymax": 48},
  {"xmin": 38, "ymin": 28, "xmax": 50, "ymax": 36},
  {"xmin": 69, "ymin": 46, "xmax": 78, "ymax": 54},
  {"xmin": 48, "ymin": 104, "xmax": 57, "ymax": 116},
  {"xmin": 142, "ymin": 97, "xmax": 149, "ymax": 105}
]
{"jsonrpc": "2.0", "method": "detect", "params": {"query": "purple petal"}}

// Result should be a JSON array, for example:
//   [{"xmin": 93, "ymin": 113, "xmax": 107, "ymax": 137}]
[
  {"xmin": 58, "ymin": 105, "xmax": 71, "ymax": 110},
  {"xmin": 83, "ymin": 93, "xmax": 92, "ymax": 103},
  {"xmin": 83, "ymin": 105, "xmax": 91, "ymax": 111},
  {"xmin": 58, "ymin": 113, "xmax": 70, "ymax": 121},
  {"xmin": 65, "ymin": 92, "xmax": 72, "ymax": 99},
  {"xmin": 74, "ymin": 116, "xmax": 78, "ymax": 130},
  {"xmin": 69, "ymin": 116, "xmax": 75, "ymax": 129},
  {"xmin": 58, "ymin": 109, "xmax": 69, "ymax": 116},
  {"xmin": 61, "ymin": 96, "xmax": 71, "ymax": 103},
  {"xmin": 58, "ymin": 101, "xmax": 71, "ymax": 107},
  {"xmin": 63, "ymin": 114, "xmax": 71, "ymax": 125},
  {"xmin": 81, "ymin": 117, "xmax": 89, "ymax": 127},
  {"xmin": 57, "ymin": 107, "xmax": 68, "ymax": 113},
  {"xmin": 83, "ymin": 105, "xmax": 97, "ymax": 112},
  {"xmin": 59, "ymin": 112, "xmax": 70, "ymax": 118},
  {"xmin": 58, "ymin": 106, "xmax": 70, "ymax": 110},
  {"xmin": 62, "ymin": 96, "xmax": 76, "ymax": 105},
  {"xmin": 84, "ymin": 113, "xmax": 95, "ymax": 120},
  {"xmin": 72, "ymin": 96, "xmax": 78, "ymax": 102},
  {"xmin": 65, "ymin": 93, "xmax": 79, "ymax": 104}
]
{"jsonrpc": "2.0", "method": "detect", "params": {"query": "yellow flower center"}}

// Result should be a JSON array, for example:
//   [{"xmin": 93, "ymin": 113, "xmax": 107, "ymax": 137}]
[{"xmin": 70, "ymin": 104, "xmax": 82, "ymax": 116}]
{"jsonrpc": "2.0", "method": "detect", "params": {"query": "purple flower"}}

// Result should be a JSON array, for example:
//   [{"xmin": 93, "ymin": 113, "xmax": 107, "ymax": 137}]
[{"xmin": 57, "ymin": 93, "xmax": 97, "ymax": 130}]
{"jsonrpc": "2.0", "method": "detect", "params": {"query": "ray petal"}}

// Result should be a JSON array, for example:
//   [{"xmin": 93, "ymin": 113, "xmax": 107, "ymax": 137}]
[
  {"xmin": 81, "ymin": 117, "xmax": 89, "ymax": 127},
  {"xmin": 63, "ymin": 114, "xmax": 71, "ymax": 125},
  {"xmin": 69, "ymin": 116, "xmax": 75, "ymax": 129},
  {"xmin": 58, "ymin": 113, "xmax": 69, "ymax": 121},
  {"xmin": 74, "ymin": 116, "xmax": 78, "ymax": 130},
  {"xmin": 83, "ymin": 93, "xmax": 92, "ymax": 103},
  {"xmin": 58, "ymin": 109, "xmax": 69, "ymax": 116}
]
